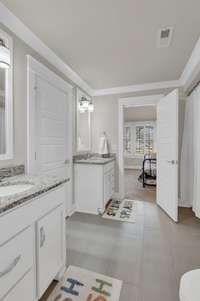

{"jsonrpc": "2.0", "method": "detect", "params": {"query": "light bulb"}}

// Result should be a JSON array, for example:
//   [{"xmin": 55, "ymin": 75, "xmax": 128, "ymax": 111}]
[{"xmin": 88, "ymin": 102, "xmax": 94, "ymax": 112}]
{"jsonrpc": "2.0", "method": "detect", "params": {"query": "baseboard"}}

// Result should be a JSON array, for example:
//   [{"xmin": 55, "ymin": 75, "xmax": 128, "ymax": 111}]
[
  {"xmin": 66, "ymin": 204, "xmax": 76, "ymax": 217},
  {"xmin": 178, "ymin": 198, "xmax": 192, "ymax": 208},
  {"xmin": 55, "ymin": 266, "xmax": 67, "ymax": 281},
  {"xmin": 124, "ymin": 165, "xmax": 141, "ymax": 170}
]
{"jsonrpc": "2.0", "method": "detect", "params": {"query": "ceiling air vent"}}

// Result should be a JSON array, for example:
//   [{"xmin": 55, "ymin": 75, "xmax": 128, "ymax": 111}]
[{"xmin": 157, "ymin": 27, "xmax": 173, "ymax": 48}]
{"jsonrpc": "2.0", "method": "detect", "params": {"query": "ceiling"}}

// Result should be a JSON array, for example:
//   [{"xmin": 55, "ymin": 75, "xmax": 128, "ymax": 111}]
[
  {"xmin": 124, "ymin": 106, "xmax": 156, "ymax": 122},
  {"xmin": 1, "ymin": 0, "xmax": 200, "ymax": 89}
]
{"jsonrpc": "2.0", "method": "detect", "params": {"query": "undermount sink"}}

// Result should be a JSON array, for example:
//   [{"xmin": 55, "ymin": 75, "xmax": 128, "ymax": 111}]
[{"xmin": 0, "ymin": 183, "xmax": 34, "ymax": 197}]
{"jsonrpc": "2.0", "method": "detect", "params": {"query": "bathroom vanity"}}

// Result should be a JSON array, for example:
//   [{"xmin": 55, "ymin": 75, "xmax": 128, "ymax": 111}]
[
  {"xmin": 0, "ymin": 168, "xmax": 68, "ymax": 301},
  {"xmin": 74, "ymin": 157, "xmax": 115, "ymax": 214}
]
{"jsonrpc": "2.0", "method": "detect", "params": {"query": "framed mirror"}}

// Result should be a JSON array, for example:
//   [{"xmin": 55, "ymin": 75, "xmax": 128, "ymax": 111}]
[
  {"xmin": 0, "ymin": 29, "xmax": 13, "ymax": 160},
  {"xmin": 76, "ymin": 88, "xmax": 93, "ymax": 153}
]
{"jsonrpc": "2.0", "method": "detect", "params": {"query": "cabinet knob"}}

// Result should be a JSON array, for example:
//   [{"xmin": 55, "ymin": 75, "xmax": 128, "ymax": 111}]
[{"xmin": 40, "ymin": 226, "xmax": 46, "ymax": 248}]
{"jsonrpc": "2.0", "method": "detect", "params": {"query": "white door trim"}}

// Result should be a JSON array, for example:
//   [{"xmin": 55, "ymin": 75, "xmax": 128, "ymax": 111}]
[{"xmin": 118, "ymin": 94, "xmax": 164, "ymax": 198}]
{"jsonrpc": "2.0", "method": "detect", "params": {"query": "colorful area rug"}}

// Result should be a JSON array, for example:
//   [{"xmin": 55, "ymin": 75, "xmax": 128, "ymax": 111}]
[
  {"xmin": 47, "ymin": 266, "xmax": 122, "ymax": 301},
  {"xmin": 102, "ymin": 199, "xmax": 136, "ymax": 223}
]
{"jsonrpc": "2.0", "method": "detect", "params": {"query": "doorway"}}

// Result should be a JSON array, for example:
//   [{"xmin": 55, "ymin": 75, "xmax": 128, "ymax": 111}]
[
  {"xmin": 123, "ymin": 105, "xmax": 157, "ymax": 202},
  {"xmin": 118, "ymin": 91, "xmax": 179, "ymax": 222}
]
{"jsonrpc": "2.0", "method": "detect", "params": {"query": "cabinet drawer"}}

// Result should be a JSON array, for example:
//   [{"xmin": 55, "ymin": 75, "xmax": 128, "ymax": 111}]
[
  {"xmin": 0, "ymin": 227, "xmax": 34, "ymax": 300},
  {"xmin": 3, "ymin": 270, "xmax": 35, "ymax": 301},
  {"xmin": 104, "ymin": 161, "xmax": 115, "ymax": 173}
]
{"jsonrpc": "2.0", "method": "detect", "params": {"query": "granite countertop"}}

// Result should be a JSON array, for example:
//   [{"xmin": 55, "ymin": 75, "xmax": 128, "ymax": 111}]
[
  {"xmin": 0, "ymin": 174, "xmax": 69, "ymax": 215},
  {"xmin": 74, "ymin": 157, "xmax": 115, "ymax": 165}
]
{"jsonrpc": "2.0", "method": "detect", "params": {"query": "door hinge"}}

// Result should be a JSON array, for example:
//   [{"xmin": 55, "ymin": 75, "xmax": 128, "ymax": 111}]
[{"xmin": 35, "ymin": 152, "xmax": 37, "ymax": 160}]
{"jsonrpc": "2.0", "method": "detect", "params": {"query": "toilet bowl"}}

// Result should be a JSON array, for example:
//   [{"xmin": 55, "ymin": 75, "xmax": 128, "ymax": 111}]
[{"xmin": 180, "ymin": 269, "xmax": 200, "ymax": 301}]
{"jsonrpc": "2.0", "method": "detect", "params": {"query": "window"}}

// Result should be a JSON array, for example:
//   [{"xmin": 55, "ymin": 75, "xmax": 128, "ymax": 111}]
[
  {"xmin": 135, "ymin": 126, "xmax": 144, "ymax": 155},
  {"xmin": 124, "ymin": 121, "xmax": 156, "ymax": 158},
  {"xmin": 135, "ymin": 124, "xmax": 154, "ymax": 156},
  {"xmin": 124, "ymin": 126, "xmax": 131, "ymax": 154}
]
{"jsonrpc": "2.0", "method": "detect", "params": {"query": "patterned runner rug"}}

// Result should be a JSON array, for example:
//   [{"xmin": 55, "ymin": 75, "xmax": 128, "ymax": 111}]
[
  {"xmin": 102, "ymin": 199, "xmax": 136, "ymax": 223},
  {"xmin": 47, "ymin": 266, "xmax": 122, "ymax": 301}
]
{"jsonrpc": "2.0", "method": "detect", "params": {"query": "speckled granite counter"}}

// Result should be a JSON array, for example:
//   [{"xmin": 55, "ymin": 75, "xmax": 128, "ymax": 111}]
[
  {"xmin": 0, "ymin": 174, "xmax": 69, "ymax": 215},
  {"xmin": 74, "ymin": 157, "xmax": 115, "ymax": 165}
]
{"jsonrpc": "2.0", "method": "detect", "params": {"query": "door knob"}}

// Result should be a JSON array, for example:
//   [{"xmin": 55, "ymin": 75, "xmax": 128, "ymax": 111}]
[{"xmin": 64, "ymin": 159, "xmax": 70, "ymax": 164}]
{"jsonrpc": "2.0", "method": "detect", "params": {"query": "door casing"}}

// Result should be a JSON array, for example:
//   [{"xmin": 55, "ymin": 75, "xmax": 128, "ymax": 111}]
[{"xmin": 118, "ymin": 94, "xmax": 163, "ymax": 199}]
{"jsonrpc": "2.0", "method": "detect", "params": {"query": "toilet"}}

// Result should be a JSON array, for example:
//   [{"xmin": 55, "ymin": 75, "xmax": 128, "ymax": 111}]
[{"xmin": 180, "ymin": 269, "xmax": 200, "ymax": 301}]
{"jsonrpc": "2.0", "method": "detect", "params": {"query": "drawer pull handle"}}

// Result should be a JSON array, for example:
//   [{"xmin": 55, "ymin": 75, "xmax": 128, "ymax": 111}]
[
  {"xmin": 0, "ymin": 255, "xmax": 21, "ymax": 278},
  {"xmin": 40, "ymin": 226, "xmax": 46, "ymax": 248}
]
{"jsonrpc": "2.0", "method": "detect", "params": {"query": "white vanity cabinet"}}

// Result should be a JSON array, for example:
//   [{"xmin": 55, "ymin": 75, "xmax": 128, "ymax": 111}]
[
  {"xmin": 75, "ymin": 160, "xmax": 115, "ymax": 214},
  {"xmin": 0, "ymin": 184, "xmax": 66, "ymax": 301}
]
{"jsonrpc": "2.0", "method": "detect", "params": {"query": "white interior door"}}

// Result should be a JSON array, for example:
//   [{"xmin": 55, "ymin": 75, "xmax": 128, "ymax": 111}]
[
  {"xmin": 157, "ymin": 89, "xmax": 179, "ymax": 222},
  {"xmin": 36, "ymin": 76, "xmax": 69, "ymax": 178}
]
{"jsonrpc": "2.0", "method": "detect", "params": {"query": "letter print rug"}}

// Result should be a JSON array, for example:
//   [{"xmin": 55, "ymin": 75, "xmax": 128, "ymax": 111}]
[
  {"xmin": 102, "ymin": 199, "xmax": 136, "ymax": 223},
  {"xmin": 47, "ymin": 265, "xmax": 122, "ymax": 301}
]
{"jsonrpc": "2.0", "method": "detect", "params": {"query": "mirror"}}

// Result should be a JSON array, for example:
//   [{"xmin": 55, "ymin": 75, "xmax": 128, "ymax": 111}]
[
  {"xmin": 0, "ymin": 68, "xmax": 6, "ymax": 155},
  {"xmin": 0, "ymin": 68, "xmax": 6, "ymax": 154},
  {"xmin": 76, "ymin": 88, "xmax": 92, "ymax": 152},
  {"xmin": 0, "ymin": 29, "xmax": 13, "ymax": 160}
]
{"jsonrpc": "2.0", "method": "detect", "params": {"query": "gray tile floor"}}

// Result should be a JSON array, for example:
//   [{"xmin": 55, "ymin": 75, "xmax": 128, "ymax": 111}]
[{"xmin": 65, "ymin": 170, "xmax": 200, "ymax": 301}]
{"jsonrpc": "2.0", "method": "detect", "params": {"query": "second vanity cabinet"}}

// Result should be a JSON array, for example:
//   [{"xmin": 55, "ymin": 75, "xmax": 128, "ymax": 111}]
[
  {"xmin": 75, "ymin": 160, "xmax": 115, "ymax": 214},
  {"xmin": 0, "ymin": 184, "xmax": 66, "ymax": 301}
]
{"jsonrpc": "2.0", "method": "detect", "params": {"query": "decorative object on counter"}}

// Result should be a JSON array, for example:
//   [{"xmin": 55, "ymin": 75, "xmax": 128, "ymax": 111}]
[
  {"xmin": 99, "ymin": 132, "xmax": 110, "ymax": 158},
  {"xmin": 103, "ymin": 199, "xmax": 136, "ymax": 223},
  {"xmin": 0, "ymin": 164, "xmax": 24, "ymax": 180},
  {"xmin": 46, "ymin": 265, "xmax": 122, "ymax": 301}
]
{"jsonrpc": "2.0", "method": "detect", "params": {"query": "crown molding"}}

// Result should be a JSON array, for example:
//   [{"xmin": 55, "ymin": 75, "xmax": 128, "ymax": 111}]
[
  {"xmin": 180, "ymin": 35, "xmax": 200, "ymax": 91},
  {"xmin": 0, "ymin": 2, "xmax": 93, "ymax": 96},
  {"xmin": 92, "ymin": 80, "xmax": 181, "ymax": 96}
]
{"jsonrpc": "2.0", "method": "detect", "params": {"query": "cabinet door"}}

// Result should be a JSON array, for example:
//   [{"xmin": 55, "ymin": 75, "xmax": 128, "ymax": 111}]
[
  {"xmin": 36, "ymin": 206, "xmax": 64, "ymax": 298},
  {"xmin": 75, "ymin": 164, "xmax": 103, "ymax": 214},
  {"xmin": 104, "ymin": 172, "xmax": 110, "ymax": 207},
  {"xmin": 110, "ymin": 169, "xmax": 115, "ymax": 197},
  {"xmin": 105, "ymin": 169, "xmax": 115, "ymax": 202}
]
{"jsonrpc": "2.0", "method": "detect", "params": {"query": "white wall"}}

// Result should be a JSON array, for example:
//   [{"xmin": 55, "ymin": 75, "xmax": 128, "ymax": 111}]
[{"xmin": 91, "ymin": 95, "xmax": 118, "ymax": 154}]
